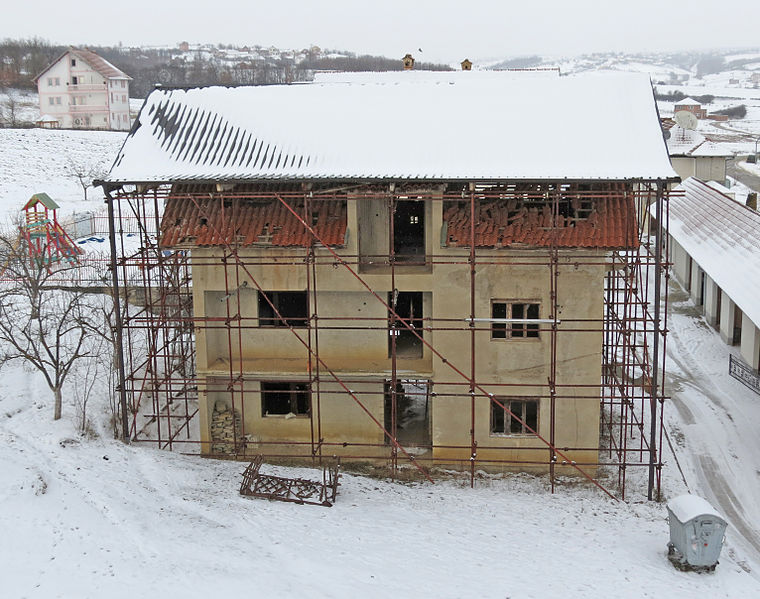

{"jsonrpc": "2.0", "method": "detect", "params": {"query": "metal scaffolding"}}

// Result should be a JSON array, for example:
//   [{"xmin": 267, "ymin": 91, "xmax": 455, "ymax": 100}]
[{"xmin": 102, "ymin": 179, "xmax": 671, "ymax": 500}]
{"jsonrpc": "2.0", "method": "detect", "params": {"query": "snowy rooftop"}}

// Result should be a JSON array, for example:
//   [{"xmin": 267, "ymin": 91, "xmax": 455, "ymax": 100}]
[
  {"xmin": 105, "ymin": 71, "xmax": 676, "ymax": 184},
  {"xmin": 34, "ymin": 47, "xmax": 132, "ymax": 82},
  {"xmin": 675, "ymin": 97, "xmax": 701, "ymax": 106},
  {"xmin": 666, "ymin": 177, "xmax": 760, "ymax": 327},
  {"xmin": 666, "ymin": 126, "xmax": 731, "ymax": 157}
]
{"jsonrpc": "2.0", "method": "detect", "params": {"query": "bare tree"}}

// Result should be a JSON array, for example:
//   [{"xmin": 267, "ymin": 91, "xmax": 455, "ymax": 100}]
[
  {"xmin": 1, "ymin": 89, "xmax": 20, "ymax": 127},
  {"xmin": 70, "ymin": 335, "xmax": 105, "ymax": 436},
  {"xmin": 79, "ymin": 290, "xmax": 126, "ymax": 438},
  {"xmin": 0, "ymin": 231, "xmax": 95, "ymax": 420},
  {"xmin": 66, "ymin": 156, "xmax": 108, "ymax": 202}
]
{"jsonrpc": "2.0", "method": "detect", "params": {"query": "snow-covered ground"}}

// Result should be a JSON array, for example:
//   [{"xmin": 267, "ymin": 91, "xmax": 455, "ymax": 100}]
[
  {"xmin": 1, "ymin": 361, "xmax": 759, "ymax": 599},
  {"xmin": 0, "ymin": 89, "xmax": 41, "ymax": 125},
  {"xmin": 655, "ymin": 81, "xmax": 760, "ymax": 155},
  {"xmin": 3, "ymin": 122, "xmax": 760, "ymax": 597},
  {"xmin": 664, "ymin": 282, "xmax": 760, "ymax": 568},
  {"xmin": 737, "ymin": 159, "xmax": 760, "ymax": 178},
  {"xmin": 0, "ymin": 128, "xmax": 126, "ymax": 223}
]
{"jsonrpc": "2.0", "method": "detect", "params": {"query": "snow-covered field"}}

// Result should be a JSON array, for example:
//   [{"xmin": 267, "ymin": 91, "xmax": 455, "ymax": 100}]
[
  {"xmin": 655, "ymin": 80, "xmax": 760, "ymax": 155},
  {"xmin": 0, "ymin": 128, "xmax": 126, "ymax": 223},
  {"xmin": 2, "ymin": 124, "xmax": 760, "ymax": 596}
]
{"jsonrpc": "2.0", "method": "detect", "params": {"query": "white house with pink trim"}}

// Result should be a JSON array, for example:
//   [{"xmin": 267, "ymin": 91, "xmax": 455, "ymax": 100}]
[{"xmin": 33, "ymin": 48, "xmax": 132, "ymax": 131}]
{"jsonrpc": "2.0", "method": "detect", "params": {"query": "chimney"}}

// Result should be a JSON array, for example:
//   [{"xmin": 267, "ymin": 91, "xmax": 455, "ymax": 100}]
[
  {"xmin": 461, "ymin": 58, "xmax": 472, "ymax": 71},
  {"xmin": 402, "ymin": 53, "xmax": 415, "ymax": 70},
  {"xmin": 747, "ymin": 192, "xmax": 758, "ymax": 211}
]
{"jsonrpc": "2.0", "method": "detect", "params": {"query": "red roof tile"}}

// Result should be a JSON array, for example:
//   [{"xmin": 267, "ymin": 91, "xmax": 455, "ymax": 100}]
[
  {"xmin": 160, "ymin": 197, "xmax": 347, "ymax": 248},
  {"xmin": 443, "ymin": 196, "xmax": 639, "ymax": 249}
]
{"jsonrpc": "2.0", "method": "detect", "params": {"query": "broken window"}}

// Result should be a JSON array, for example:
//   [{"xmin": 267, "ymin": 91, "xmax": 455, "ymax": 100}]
[
  {"xmin": 389, "ymin": 291, "xmax": 423, "ymax": 358},
  {"xmin": 258, "ymin": 291, "xmax": 308, "ymax": 327},
  {"xmin": 491, "ymin": 301, "xmax": 540, "ymax": 339},
  {"xmin": 491, "ymin": 399, "xmax": 538, "ymax": 435},
  {"xmin": 261, "ymin": 382, "xmax": 310, "ymax": 416}
]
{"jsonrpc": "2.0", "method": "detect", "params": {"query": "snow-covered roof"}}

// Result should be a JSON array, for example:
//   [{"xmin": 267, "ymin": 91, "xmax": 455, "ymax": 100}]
[
  {"xmin": 666, "ymin": 177, "xmax": 760, "ymax": 327},
  {"xmin": 675, "ymin": 97, "xmax": 701, "ymax": 106},
  {"xmin": 71, "ymin": 48, "xmax": 132, "ymax": 80},
  {"xmin": 36, "ymin": 114, "xmax": 58, "ymax": 122},
  {"xmin": 667, "ymin": 494, "xmax": 724, "ymax": 523},
  {"xmin": 34, "ymin": 48, "xmax": 131, "ymax": 82},
  {"xmin": 105, "ymin": 71, "xmax": 675, "ymax": 184},
  {"xmin": 666, "ymin": 126, "xmax": 731, "ymax": 158}
]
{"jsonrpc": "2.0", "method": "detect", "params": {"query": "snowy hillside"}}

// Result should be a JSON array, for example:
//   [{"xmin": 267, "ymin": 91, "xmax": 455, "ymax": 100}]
[
  {"xmin": 0, "ymin": 128, "xmax": 126, "ymax": 222},
  {"xmin": 2, "ymin": 126, "xmax": 760, "ymax": 597}
]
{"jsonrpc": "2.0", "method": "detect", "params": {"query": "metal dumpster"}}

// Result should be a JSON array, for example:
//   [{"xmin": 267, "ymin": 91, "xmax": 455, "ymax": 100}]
[{"xmin": 667, "ymin": 494, "xmax": 727, "ymax": 572}]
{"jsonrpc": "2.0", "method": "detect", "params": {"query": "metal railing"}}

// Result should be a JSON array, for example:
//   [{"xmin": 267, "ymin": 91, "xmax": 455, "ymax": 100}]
[
  {"xmin": 70, "ymin": 105, "xmax": 108, "ymax": 113},
  {"xmin": 68, "ymin": 84, "xmax": 106, "ymax": 91},
  {"xmin": 729, "ymin": 354, "xmax": 760, "ymax": 395}
]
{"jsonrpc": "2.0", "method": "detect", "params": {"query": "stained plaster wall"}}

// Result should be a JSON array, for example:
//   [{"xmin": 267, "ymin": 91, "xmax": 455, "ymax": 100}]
[{"xmin": 192, "ymin": 196, "xmax": 606, "ymax": 469}]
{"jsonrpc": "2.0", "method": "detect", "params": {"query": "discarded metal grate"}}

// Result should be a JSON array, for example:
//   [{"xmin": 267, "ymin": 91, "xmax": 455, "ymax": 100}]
[
  {"xmin": 239, "ymin": 455, "xmax": 340, "ymax": 507},
  {"xmin": 729, "ymin": 354, "xmax": 760, "ymax": 396}
]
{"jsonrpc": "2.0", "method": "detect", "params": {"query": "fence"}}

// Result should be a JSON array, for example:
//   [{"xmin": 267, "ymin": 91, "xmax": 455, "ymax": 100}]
[{"xmin": 729, "ymin": 354, "xmax": 760, "ymax": 395}]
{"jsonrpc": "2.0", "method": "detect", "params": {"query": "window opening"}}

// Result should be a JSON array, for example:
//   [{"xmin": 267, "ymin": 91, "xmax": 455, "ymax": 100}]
[
  {"xmin": 393, "ymin": 199, "xmax": 425, "ymax": 262},
  {"xmin": 491, "ymin": 301, "xmax": 540, "ymax": 339},
  {"xmin": 491, "ymin": 399, "xmax": 538, "ymax": 435},
  {"xmin": 389, "ymin": 291, "xmax": 423, "ymax": 358},
  {"xmin": 261, "ymin": 382, "xmax": 310, "ymax": 416},
  {"xmin": 258, "ymin": 291, "xmax": 308, "ymax": 327}
]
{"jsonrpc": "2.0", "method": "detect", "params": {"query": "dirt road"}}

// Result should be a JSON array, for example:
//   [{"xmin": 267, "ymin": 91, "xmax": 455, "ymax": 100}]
[{"xmin": 665, "ymin": 284, "xmax": 760, "ymax": 573}]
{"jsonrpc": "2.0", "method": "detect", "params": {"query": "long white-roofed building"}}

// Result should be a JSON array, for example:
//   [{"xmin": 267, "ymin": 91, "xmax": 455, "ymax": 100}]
[
  {"xmin": 99, "ymin": 69, "xmax": 677, "ymax": 499},
  {"xmin": 666, "ymin": 177, "xmax": 760, "ymax": 376}
]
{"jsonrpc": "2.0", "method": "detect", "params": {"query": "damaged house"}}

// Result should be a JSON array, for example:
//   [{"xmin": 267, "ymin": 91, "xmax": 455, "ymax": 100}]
[{"xmin": 100, "ymin": 70, "xmax": 676, "ymax": 497}]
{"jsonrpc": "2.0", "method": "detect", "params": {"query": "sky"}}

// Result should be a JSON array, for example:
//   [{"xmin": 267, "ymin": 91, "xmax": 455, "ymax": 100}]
[{"xmin": 4, "ymin": 0, "xmax": 760, "ymax": 64}]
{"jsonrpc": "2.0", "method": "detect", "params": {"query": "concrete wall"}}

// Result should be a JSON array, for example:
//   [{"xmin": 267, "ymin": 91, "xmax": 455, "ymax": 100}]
[
  {"xmin": 719, "ymin": 289, "xmax": 737, "ymax": 345},
  {"xmin": 694, "ymin": 157, "xmax": 727, "ymax": 184},
  {"xmin": 670, "ymin": 238, "xmax": 691, "ymax": 289},
  {"xmin": 689, "ymin": 261, "xmax": 704, "ymax": 306},
  {"xmin": 192, "ymin": 197, "xmax": 607, "ymax": 470},
  {"xmin": 670, "ymin": 157, "xmax": 696, "ymax": 182},
  {"xmin": 703, "ymin": 274, "xmax": 720, "ymax": 327},
  {"xmin": 740, "ymin": 312, "xmax": 760, "ymax": 370},
  {"xmin": 670, "ymin": 156, "xmax": 727, "ymax": 184}
]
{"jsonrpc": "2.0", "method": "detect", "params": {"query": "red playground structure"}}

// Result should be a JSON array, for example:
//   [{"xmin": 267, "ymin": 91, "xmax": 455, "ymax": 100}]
[{"xmin": 20, "ymin": 193, "xmax": 83, "ymax": 269}]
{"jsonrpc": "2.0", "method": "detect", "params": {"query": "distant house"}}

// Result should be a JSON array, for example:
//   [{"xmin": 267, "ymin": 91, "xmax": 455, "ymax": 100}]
[
  {"xmin": 666, "ymin": 126, "xmax": 731, "ymax": 184},
  {"xmin": 665, "ymin": 178, "xmax": 760, "ymax": 368},
  {"xmin": 33, "ymin": 47, "xmax": 132, "ymax": 131},
  {"xmin": 674, "ymin": 97, "xmax": 707, "ymax": 119}
]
